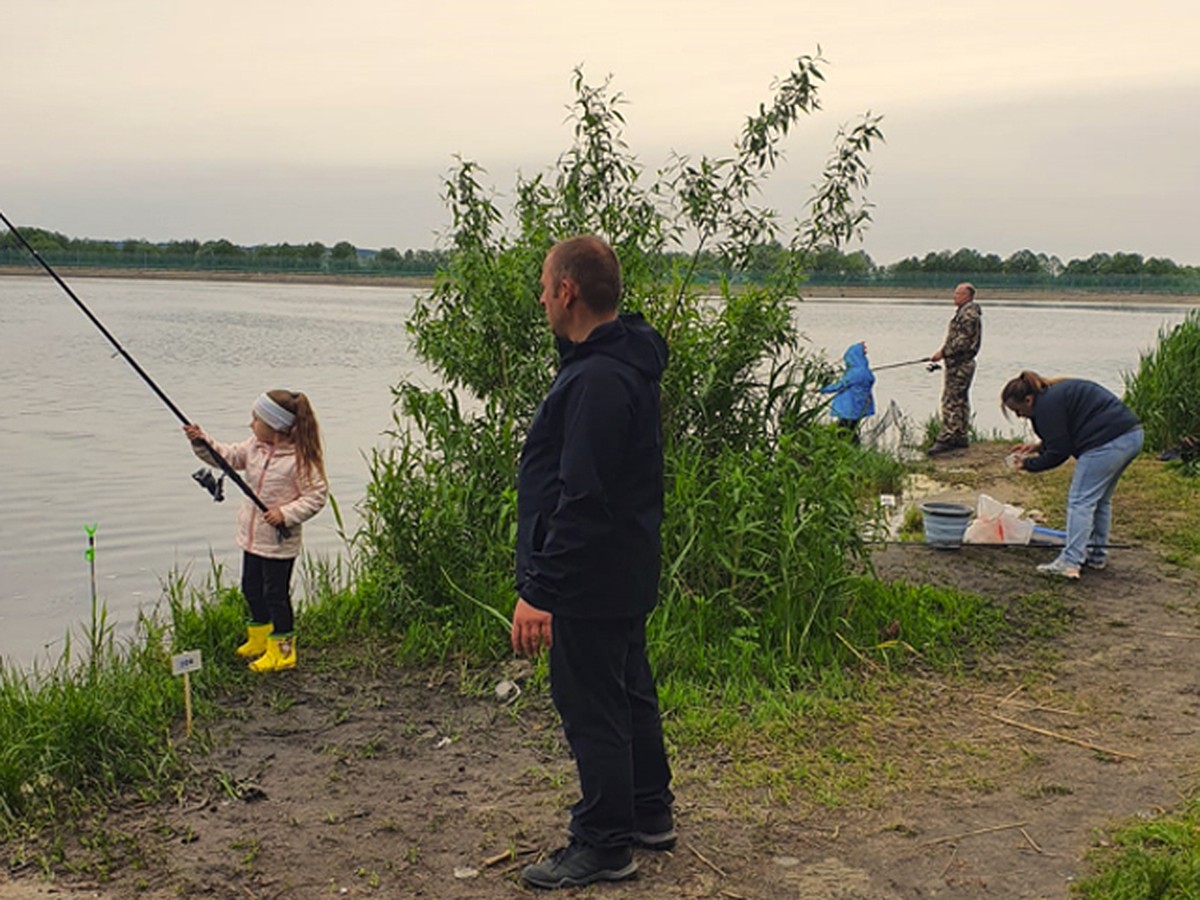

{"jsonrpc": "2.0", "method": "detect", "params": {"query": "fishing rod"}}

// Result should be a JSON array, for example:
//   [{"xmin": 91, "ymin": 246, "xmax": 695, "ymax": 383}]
[
  {"xmin": 873, "ymin": 356, "xmax": 940, "ymax": 372},
  {"xmin": 864, "ymin": 539, "xmax": 1135, "ymax": 549},
  {"xmin": 0, "ymin": 210, "xmax": 287, "ymax": 537}
]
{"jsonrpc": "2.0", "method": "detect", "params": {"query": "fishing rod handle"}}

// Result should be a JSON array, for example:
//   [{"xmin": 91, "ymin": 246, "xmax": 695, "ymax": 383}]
[{"xmin": 191, "ymin": 435, "xmax": 290, "ymax": 539}]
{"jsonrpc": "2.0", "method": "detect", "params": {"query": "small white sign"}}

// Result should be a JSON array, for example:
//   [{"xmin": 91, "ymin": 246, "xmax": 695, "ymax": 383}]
[{"xmin": 171, "ymin": 650, "xmax": 203, "ymax": 676}]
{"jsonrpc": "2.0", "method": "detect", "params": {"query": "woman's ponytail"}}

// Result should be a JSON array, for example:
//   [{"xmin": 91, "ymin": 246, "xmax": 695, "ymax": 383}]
[
  {"xmin": 268, "ymin": 389, "xmax": 326, "ymax": 485},
  {"xmin": 1000, "ymin": 370, "xmax": 1053, "ymax": 418}
]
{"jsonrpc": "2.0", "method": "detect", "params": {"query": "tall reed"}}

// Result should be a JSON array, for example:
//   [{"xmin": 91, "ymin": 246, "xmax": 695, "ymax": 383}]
[
  {"xmin": 1124, "ymin": 309, "xmax": 1200, "ymax": 467},
  {"xmin": 0, "ymin": 620, "xmax": 178, "ymax": 826}
]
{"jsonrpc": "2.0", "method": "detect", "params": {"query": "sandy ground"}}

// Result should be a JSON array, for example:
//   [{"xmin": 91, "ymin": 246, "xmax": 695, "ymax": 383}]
[{"xmin": 1, "ymin": 446, "xmax": 1198, "ymax": 898}]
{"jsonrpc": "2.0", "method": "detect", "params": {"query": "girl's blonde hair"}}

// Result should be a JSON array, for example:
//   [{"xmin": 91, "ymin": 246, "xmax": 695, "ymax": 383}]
[
  {"xmin": 267, "ymin": 389, "xmax": 326, "ymax": 484},
  {"xmin": 1000, "ymin": 370, "xmax": 1066, "ymax": 419}
]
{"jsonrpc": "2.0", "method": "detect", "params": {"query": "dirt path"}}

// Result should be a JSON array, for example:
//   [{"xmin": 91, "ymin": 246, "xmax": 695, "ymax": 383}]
[{"xmin": 3, "ymin": 449, "xmax": 1198, "ymax": 899}]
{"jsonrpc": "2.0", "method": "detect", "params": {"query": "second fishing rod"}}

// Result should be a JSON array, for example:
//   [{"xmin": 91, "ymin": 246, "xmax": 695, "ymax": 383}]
[{"xmin": 1, "ymin": 210, "xmax": 289, "ymax": 538}]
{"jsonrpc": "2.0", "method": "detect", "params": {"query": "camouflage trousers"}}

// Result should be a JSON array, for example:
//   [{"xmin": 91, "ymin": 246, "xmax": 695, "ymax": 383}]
[{"xmin": 936, "ymin": 360, "xmax": 975, "ymax": 445}]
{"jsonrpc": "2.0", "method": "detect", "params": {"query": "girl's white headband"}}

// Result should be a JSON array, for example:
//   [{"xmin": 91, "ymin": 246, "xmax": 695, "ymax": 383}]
[{"xmin": 252, "ymin": 393, "xmax": 295, "ymax": 432}]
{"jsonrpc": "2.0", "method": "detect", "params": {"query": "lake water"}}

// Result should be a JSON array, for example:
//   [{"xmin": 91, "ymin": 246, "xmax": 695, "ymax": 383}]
[{"xmin": 0, "ymin": 275, "xmax": 1190, "ymax": 667}]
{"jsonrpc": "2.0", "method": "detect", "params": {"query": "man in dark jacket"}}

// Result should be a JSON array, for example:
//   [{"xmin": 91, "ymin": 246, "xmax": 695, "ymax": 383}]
[{"xmin": 512, "ymin": 236, "xmax": 675, "ymax": 889}]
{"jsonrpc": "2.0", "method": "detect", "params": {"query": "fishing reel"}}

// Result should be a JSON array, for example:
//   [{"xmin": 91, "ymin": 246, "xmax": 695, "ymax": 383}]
[
  {"xmin": 192, "ymin": 468, "xmax": 225, "ymax": 502},
  {"xmin": 926, "ymin": 362, "xmax": 942, "ymax": 372}
]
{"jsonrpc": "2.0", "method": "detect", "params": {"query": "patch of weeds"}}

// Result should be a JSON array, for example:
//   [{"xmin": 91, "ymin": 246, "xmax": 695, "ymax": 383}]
[
  {"xmin": 230, "ymin": 836, "xmax": 260, "ymax": 869},
  {"xmin": 356, "ymin": 733, "xmax": 389, "ymax": 759},
  {"xmin": 356, "ymin": 866, "xmax": 381, "ymax": 888},
  {"xmin": 943, "ymin": 739, "xmax": 995, "ymax": 760},
  {"xmin": 1019, "ymin": 747, "xmax": 1049, "ymax": 768},
  {"xmin": 1021, "ymin": 782, "xmax": 1074, "ymax": 800},
  {"xmin": 1005, "ymin": 590, "xmax": 1077, "ymax": 641},
  {"xmin": 265, "ymin": 690, "xmax": 296, "ymax": 713},
  {"xmin": 898, "ymin": 506, "xmax": 924, "ymax": 541},
  {"xmin": 74, "ymin": 824, "xmax": 147, "ymax": 882},
  {"xmin": 1075, "ymin": 794, "xmax": 1200, "ymax": 898},
  {"xmin": 520, "ymin": 766, "xmax": 568, "ymax": 790},
  {"xmin": 822, "ymin": 745, "xmax": 860, "ymax": 765},
  {"xmin": 398, "ymin": 721, "xmax": 425, "ymax": 739},
  {"xmin": 842, "ymin": 576, "xmax": 1008, "ymax": 671},
  {"xmin": 319, "ymin": 742, "xmax": 350, "ymax": 763},
  {"xmin": 209, "ymin": 770, "xmax": 266, "ymax": 803},
  {"xmin": 964, "ymin": 774, "xmax": 1000, "ymax": 793}
]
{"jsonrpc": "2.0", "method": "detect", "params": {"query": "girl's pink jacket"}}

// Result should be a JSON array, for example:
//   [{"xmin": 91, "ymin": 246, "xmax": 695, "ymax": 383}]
[{"xmin": 191, "ymin": 434, "xmax": 328, "ymax": 560}]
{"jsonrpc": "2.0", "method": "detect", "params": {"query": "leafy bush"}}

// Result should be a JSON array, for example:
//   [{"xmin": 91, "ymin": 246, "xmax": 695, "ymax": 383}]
[
  {"xmin": 355, "ymin": 59, "xmax": 961, "ymax": 692},
  {"xmin": 1124, "ymin": 310, "xmax": 1200, "ymax": 472}
]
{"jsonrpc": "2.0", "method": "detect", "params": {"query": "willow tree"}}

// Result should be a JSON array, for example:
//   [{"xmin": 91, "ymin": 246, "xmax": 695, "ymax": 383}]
[{"xmin": 359, "ymin": 55, "xmax": 896, "ymax": 686}]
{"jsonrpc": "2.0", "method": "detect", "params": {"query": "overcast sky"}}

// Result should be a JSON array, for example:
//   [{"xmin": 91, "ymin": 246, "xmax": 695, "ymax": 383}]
[{"xmin": 4, "ymin": 0, "xmax": 1199, "ymax": 264}]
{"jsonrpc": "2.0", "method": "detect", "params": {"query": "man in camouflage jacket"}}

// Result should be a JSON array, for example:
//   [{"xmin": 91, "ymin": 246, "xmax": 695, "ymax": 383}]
[{"xmin": 928, "ymin": 283, "xmax": 982, "ymax": 455}]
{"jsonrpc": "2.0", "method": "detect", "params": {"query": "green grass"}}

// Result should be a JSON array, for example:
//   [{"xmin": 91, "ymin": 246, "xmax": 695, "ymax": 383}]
[
  {"xmin": 1020, "ymin": 455, "xmax": 1200, "ymax": 571},
  {"xmin": 1074, "ymin": 796, "xmax": 1200, "ymax": 899},
  {"xmin": 1124, "ymin": 310, "xmax": 1200, "ymax": 456},
  {"xmin": 0, "ymin": 562, "xmax": 354, "ymax": 839},
  {"xmin": 918, "ymin": 414, "xmax": 1019, "ymax": 449}
]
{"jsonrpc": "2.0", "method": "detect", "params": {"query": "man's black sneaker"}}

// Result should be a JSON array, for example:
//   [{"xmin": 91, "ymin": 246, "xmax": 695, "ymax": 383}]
[
  {"xmin": 633, "ymin": 827, "xmax": 677, "ymax": 851},
  {"xmin": 928, "ymin": 439, "xmax": 968, "ymax": 456},
  {"xmin": 521, "ymin": 841, "xmax": 637, "ymax": 889}
]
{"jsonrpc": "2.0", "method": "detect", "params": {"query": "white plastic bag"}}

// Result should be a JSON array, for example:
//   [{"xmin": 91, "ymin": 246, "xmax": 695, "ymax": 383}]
[{"xmin": 963, "ymin": 493, "xmax": 1035, "ymax": 545}]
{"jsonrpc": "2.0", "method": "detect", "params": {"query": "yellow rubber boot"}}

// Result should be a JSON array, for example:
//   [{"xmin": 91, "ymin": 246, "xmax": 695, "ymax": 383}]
[
  {"xmin": 236, "ymin": 623, "xmax": 272, "ymax": 659},
  {"xmin": 248, "ymin": 634, "xmax": 297, "ymax": 673}
]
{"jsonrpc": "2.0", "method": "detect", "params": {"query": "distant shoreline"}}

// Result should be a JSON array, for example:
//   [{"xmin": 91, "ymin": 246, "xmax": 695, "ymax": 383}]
[
  {"xmin": 2, "ymin": 265, "xmax": 1197, "ymax": 306},
  {"xmin": 801, "ymin": 284, "xmax": 1199, "ymax": 306},
  {"xmin": 0, "ymin": 265, "xmax": 436, "ymax": 289}
]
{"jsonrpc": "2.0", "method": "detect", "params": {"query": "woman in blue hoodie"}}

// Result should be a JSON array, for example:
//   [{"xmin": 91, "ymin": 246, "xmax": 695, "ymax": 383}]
[{"xmin": 820, "ymin": 342, "xmax": 876, "ymax": 442}]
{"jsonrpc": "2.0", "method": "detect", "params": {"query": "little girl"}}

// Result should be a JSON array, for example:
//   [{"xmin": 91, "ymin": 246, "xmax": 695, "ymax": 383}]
[{"xmin": 184, "ymin": 390, "xmax": 328, "ymax": 672}]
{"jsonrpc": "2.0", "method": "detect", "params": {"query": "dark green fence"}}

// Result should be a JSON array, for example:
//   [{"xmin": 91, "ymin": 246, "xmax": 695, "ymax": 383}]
[
  {"xmin": 2, "ymin": 250, "xmax": 1197, "ymax": 295},
  {"xmin": 0, "ymin": 249, "xmax": 439, "ymax": 277},
  {"xmin": 803, "ymin": 271, "xmax": 1200, "ymax": 296}
]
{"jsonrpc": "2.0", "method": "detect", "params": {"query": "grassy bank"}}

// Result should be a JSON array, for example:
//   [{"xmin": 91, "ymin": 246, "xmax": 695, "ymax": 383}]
[
  {"xmin": 1, "ymin": 448, "xmax": 1198, "ymax": 895},
  {"xmin": 1076, "ymin": 797, "xmax": 1200, "ymax": 898},
  {"xmin": 21, "ymin": 444, "xmax": 1200, "ymax": 820}
]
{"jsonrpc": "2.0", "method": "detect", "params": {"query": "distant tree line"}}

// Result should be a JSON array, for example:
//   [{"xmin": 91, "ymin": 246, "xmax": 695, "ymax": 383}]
[
  {"xmin": 0, "ymin": 227, "xmax": 450, "ymax": 275},
  {"xmin": 2, "ymin": 227, "xmax": 1197, "ymax": 291},
  {"xmin": 705, "ymin": 243, "xmax": 1200, "ymax": 293},
  {"xmin": 721, "ymin": 243, "xmax": 1198, "ymax": 281}
]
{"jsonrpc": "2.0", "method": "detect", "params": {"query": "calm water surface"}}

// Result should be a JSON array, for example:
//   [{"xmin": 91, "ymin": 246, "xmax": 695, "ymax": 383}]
[{"xmin": 0, "ymin": 275, "xmax": 1189, "ymax": 667}]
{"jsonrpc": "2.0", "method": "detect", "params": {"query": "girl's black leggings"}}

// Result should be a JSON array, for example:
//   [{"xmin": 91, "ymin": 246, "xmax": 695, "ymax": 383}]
[{"xmin": 241, "ymin": 552, "xmax": 297, "ymax": 634}]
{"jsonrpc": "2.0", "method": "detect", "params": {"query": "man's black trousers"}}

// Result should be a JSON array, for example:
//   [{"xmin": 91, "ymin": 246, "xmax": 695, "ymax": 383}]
[{"xmin": 549, "ymin": 613, "xmax": 674, "ymax": 850}]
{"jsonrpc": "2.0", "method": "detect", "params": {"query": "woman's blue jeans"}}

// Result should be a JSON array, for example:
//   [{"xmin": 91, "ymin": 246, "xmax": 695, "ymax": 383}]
[{"xmin": 1060, "ymin": 428, "xmax": 1144, "ymax": 567}]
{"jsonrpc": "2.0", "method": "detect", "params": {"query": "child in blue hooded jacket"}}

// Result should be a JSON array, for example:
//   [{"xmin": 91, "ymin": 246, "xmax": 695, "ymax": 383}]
[{"xmin": 819, "ymin": 342, "xmax": 876, "ymax": 442}]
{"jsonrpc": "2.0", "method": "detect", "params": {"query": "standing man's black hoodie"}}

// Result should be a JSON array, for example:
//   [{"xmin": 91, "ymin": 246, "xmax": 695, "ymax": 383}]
[{"xmin": 516, "ymin": 312, "xmax": 667, "ymax": 619}]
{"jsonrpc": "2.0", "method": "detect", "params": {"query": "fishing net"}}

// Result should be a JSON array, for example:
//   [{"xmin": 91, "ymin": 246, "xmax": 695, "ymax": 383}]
[{"xmin": 860, "ymin": 399, "xmax": 909, "ymax": 455}]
